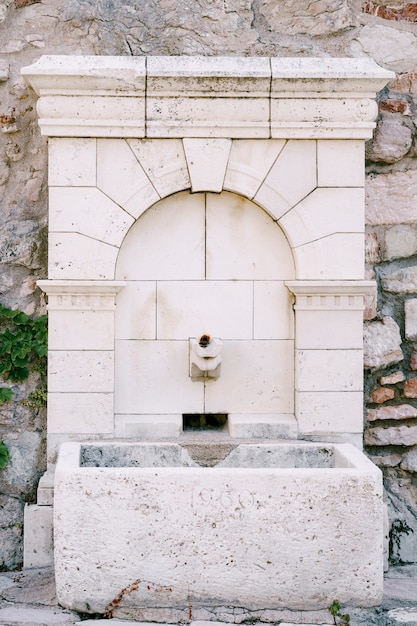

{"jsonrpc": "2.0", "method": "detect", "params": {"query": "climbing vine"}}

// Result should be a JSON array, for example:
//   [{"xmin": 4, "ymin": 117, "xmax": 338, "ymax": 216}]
[
  {"xmin": 0, "ymin": 441, "xmax": 10, "ymax": 469},
  {"xmin": 0, "ymin": 303, "xmax": 47, "ymax": 406}
]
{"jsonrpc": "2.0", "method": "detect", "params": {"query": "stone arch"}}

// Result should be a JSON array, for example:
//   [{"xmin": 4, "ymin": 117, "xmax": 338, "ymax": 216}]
[{"xmin": 113, "ymin": 188, "xmax": 296, "ymax": 438}]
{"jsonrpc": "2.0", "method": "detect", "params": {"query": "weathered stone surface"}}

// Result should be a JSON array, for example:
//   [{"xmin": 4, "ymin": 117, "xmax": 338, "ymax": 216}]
[
  {"xmin": 406, "ymin": 299, "xmax": 417, "ymax": 341},
  {"xmin": 368, "ymin": 453, "xmax": 402, "ymax": 467},
  {"xmin": 383, "ymin": 225, "xmax": 417, "ymax": 261},
  {"xmin": 411, "ymin": 345, "xmax": 417, "ymax": 370},
  {"xmin": 0, "ymin": 220, "xmax": 45, "ymax": 269},
  {"xmin": 363, "ymin": 1, "xmax": 417, "ymax": 21},
  {"xmin": 0, "ymin": 58, "xmax": 8, "ymax": 82},
  {"xmin": 379, "ymin": 98, "xmax": 412, "ymax": 115},
  {"xmin": 364, "ymin": 316, "xmax": 403, "ymax": 369},
  {"xmin": 366, "ymin": 115, "xmax": 412, "ymax": 164},
  {"xmin": 365, "ymin": 424, "xmax": 417, "ymax": 446},
  {"xmin": 371, "ymin": 386, "xmax": 395, "ymax": 403},
  {"xmin": 353, "ymin": 24, "xmax": 417, "ymax": 73},
  {"xmin": 388, "ymin": 71, "xmax": 417, "ymax": 96},
  {"xmin": 380, "ymin": 371, "xmax": 405, "ymax": 385},
  {"xmin": 401, "ymin": 448, "xmax": 417, "ymax": 472},
  {"xmin": 404, "ymin": 377, "xmax": 417, "ymax": 398},
  {"xmin": 259, "ymin": 0, "xmax": 358, "ymax": 37},
  {"xmin": 382, "ymin": 265, "xmax": 417, "ymax": 294},
  {"xmin": 1, "ymin": 568, "xmax": 57, "ymax": 605},
  {"xmin": 365, "ymin": 230, "xmax": 380, "ymax": 264},
  {"xmin": 366, "ymin": 171, "xmax": 417, "ymax": 226},
  {"xmin": 367, "ymin": 404, "xmax": 417, "ymax": 422}
]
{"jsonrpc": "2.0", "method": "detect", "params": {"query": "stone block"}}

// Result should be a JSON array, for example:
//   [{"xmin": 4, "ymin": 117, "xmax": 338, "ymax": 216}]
[
  {"xmin": 115, "ymin": 415, "xmax": 182, "ymax": 439},
  {"xmin": 354, "ymin": 24, "xmax": 417, "ymax": 73},
  {"xmin": 253, "ymin": 281, "xmax": 294, "ymax": 340},
  {"xmin": 228, "ymin": 414, "xmax": 298, "ymax": 439},
  {"xmin": 48, "ymin": 233, "xmax": 119, "ymax": 280},
  {"xmin": 384, "ymin": 225, "xmax": 417, "ymax": 262},
  {"xmin": 296, "ymin": 350, "xmax": 363, "ymax": 392},
  {"xmin": 206, "ymin": 192, "xmax": 294, "ymax": 280},
  {"xmin": 97, "ymin": 138, "xmax": 159, "ymax": 219},
  {"xmin": 365, "ymin": 424, "xmax": 417, "ymax": 446},
  {"xmin": 128, "ymin": 138, "xmax": 190, "ymax": 198},
  {"xmin": 47, "ymin": 393, "xmax": 114, "ymax": 434},
  {"xmin": 317, "ymin": 139, "xmax": 364, "ymax": 187},
  {"xmin": 370, "ymin": 387, "xmax": 395, "ymax": 404},
  {"xmin": 48, "ymin": 351, "xmax": 114, "ymax": 393},
  {"xmin": 367, "ymin": 404, "xmax": 417, "ymax": 422},
  {"xmin": 114, "ymin": 340, "xmax": 203, "ymax": 414},
  {"xmin": 183, "ymin": 138, "xmax": 231, "ymax": 193},
  {"xmin": 115, "ymin": 282, "xmax": 157, "ymax": 340},
  {"xmin": 49, "ymin": 187, "xmax": 134, "ymax": 247},
  {"xmin": 366, "ymin": 170, "xmax": 417, "ymax": 226},
  {"xmin": 48, "ymin": 309, "xmax": 116, "ymax": 350},
  {"xmin": 254, "ymin": 140, "xmax": 317, "ymax": 221},
  {"xmin": 367, "ymin": 115, "xmax": 412, "ymax": 164},
  {"xmin": 380, "ymin": 371, "xmax": 405, "ymax": 385},
  {"xmin": 383, "ymin": 266, "xmax": 417, "ymax": 294},
  {"xmin": 297, "ymin": 391, "xmax": 364, "ymax": 434},
  {"xmin": 364, "ymin": 317, "xmax": 403, "ymax": 369},
  {"xmin": 156, "ymin": 280, "xmax": 253, "ymax": 340},
  {"xmin": 405, "ymin": 299, "xmax": 417, "ymax": 341},
  {"xmin": 295, "ymin": 309, "xmax": 364, "ymax": 350},
  {"xmin": 279, "ymin": 188, "xmax": 364, "ymax": 248},
  {"xmin": 23, "ymin": 504, "xmax": 53, "ymax": 568},
  {"xmin": 205, "ymin": 340, "xmax": 294, "ymax": 415},
  {"xmin": 223, "ymin": 139, "xmax": 285, "ymax": 198},
  {"xmin": 116, "ymin": 191, "xmax": 205, "ymax": 280},
  {"xmin": 295, "ymin": 234, "xmax": 364, "ymax": 280},
  {"xmin": 404, "ymin": 377, "xmax": 417, "ymax": 398},
  {"xmin": 48, "ymin": 138, "xmax": 96, "ymax": 186}
]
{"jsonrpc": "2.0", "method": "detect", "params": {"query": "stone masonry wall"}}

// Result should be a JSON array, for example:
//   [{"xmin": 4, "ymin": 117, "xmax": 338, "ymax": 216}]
[{"xmin": 1, "ymin": 0, "xmax": 417, "ymax": 568}]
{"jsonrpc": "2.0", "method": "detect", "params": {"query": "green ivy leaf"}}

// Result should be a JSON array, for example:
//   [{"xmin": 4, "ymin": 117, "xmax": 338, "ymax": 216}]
[{"xmin": 0, "ymin": 441, "xmax": 10, "ymax": 469}]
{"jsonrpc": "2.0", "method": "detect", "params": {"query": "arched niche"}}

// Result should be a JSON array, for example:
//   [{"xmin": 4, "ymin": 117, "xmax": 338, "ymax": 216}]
[{"xmin": 114, "ymin": 190, "xmax": 296, "ymax": 437}]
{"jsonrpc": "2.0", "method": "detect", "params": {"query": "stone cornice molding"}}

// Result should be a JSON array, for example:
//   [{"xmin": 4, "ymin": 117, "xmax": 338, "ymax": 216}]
[
  {"xmin": 285, "ymin": 280, "xmax": 376, "ymax": 311},
  {"xmin": 37, "ymin": 280, "xmax": 126, "ymax": 311},
  {"xmin": 22, "ymin": 55, "xmax": 394, "ymax": 139}
]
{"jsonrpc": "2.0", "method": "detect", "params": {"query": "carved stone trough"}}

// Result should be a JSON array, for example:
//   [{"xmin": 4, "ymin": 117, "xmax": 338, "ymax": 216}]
[{"xmin": 55, "ymin": 441, "xmax": 382, "ymax": 614}]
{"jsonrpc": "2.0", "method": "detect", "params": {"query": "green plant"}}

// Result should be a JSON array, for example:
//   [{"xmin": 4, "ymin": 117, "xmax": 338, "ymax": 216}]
[
  {"xmin": 0, "ymin": 441, "xmax": 10, "ymax": 469},
  {"xmin": 329, "ymin": 599, "xmax": 350, "ymax": 625},
  {"xmin": 0, "ymin": 303, "xmax": 47, "ymax": 405}
]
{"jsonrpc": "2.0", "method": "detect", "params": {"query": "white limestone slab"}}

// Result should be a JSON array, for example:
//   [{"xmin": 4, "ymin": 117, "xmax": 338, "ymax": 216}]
[
  {"xmin": 204, "ymin": 340, "xmax": 294, "ymax": 414},
  {"xmin": 206, "ymin": 192, "xmax": 295, "ymax": 280},
  {"xmin": 115, "ymin": 191, "xmax": 205, "ymax": 280},
  {"xmin": 48, "ymin": 233, "xmax": 118, "ymax": 280},
  {"xmin": 317, "ymin": 139, "xmax": 364, "ymax": 187},
  {"xmin": 47, "ymin": 393, "xmax": 114, "ymax": 434},
  {"xmin": 128, "ymin": 139, "xmax": 190, "ymax": 198},
  {"xmin": 183, "ymin": 138, "xmax": 231, "ymax": 193},
  {"xmin": 254, "ymin": 140, "xmax": 317, "ymax": 220},
  {"xmin": 115, "ymin": 282, "xmax": 156, "ymax": 340},
  {"xmin": 253, "ymin": 281, "xmax": 294, "ymax": 339},
  {"xmin": 23, "ymin": 504, "xmax": 53, "ymax": 568},
  {"xmin": 48, "ymin": 351, "xmax": 114, "ymax": 393},
  {"xmin": 97, "ymin": 139, "xmax": 159, "ymax": 218},
  {"xmin": 295, "ymin": 234, "xmax": 365, "ymax": 280},
  {"xmin": 156, "ymin": 280, "xmax": 253, "ymax": 340},
  {"xmin": 296, "ymin": 350, "xmax": 363, "ymax": 392},
  {"xmin": 296, "ymin": 391, "xmax": 364, "ymax": 434},
  {"xmin": 279, "ymin": 187, "xmax": 364, "ymax": 248},
  {"xmin": 49, "ymin": 138, "xmax": 96, "ymax": 186},
  {"xmin": 228, "ymin": 414, "xmax": 298, "ymax": 439},
  {"xmin": 114, "ymin": 340, "xmax": 203, "ymax": 414},
  {"xmin": 49, "ymin": 187, "xmax": 134, "ymax": 248},
  {"xmin": 295, "ymin": 309, "xmax": 364, "ymax": 349},
  {"xmin": 115, "ymin": 415, "xmax": 182, "ymax": 439},
  {"xmin": 48, "ymin": 309, "xmax": 115, "ymax": 350},
  {"xmin": 223, "ymin": 139, "xmax": 286, "ymax": 199}
]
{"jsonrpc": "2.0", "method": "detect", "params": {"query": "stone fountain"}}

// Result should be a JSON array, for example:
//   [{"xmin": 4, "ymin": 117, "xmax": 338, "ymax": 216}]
[{"xmin": 21, "ymin": 55, "xmax": 393, "ymax": 618}]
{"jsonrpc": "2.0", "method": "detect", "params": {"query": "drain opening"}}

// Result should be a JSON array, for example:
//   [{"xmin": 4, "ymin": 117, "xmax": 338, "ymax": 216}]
[{"xmin": 183, "ymin": 414, "xmax": 228, "ymax": 431}]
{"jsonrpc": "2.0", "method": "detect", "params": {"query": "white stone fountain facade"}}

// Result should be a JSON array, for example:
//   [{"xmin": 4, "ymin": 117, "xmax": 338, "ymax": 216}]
[{"xmin": 21, "ymin": 55, "xmax": 392, "ymax": 614}]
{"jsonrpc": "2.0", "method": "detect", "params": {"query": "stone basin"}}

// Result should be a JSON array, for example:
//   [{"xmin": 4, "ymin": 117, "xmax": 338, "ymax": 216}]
[{"xmin": 54, "ymin": 441, "xmax": 383, "ymax": 614}]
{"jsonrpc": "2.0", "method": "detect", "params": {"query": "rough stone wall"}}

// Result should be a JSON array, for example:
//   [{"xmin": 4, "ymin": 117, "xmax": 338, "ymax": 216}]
[{"xmin": 1, "ymin": 0, "xmax": 417, "ymax": 568}]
